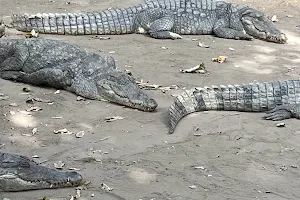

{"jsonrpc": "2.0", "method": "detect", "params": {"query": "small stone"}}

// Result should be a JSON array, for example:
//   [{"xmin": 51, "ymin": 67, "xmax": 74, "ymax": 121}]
[{"xmin": 276, "ymin": 122, "xmax": 285, "ymax": 127}]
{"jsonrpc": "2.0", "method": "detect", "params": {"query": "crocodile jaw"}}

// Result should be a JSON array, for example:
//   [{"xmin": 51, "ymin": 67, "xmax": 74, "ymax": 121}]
[{"xmin": 0, "ymin": 173, "xmax": 82, "ymax": 192}]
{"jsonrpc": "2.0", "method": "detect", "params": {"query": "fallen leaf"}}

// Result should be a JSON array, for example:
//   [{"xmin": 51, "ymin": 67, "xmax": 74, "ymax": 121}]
[
  {"xmin": 101, "ymin": 183, "xmax": 113, "ymax": 191},
  {"xmin": 0, "ymin": 95, "xmax": 9, "ymax": 100},
  {"xmin": 54, "ymin": 161, "xmax": 65, "ymax": 169},
  {"xmin": 76, "ymin": 180, "xmax": 91, "ymax": 190},
  {"xmin": 54, "ymin": 128, "xmax": 72, "ymax": 135},
  {"xmin": 26, "ymin": 106, "xmax": 42, "ymax": 112},
  {"xmin": 26, "ymin": 97, "xmax": 53, "ymax": 104},
  {"xmin": 9, "ymin": 103, "xmax": 18, "ymax": 107},
  {"xmin": 32, "ymin": 155, "xmax": 39, "ymax": 158},
  {"xmin": 25, "ymin": 29, "xmax": 38, "ymax": 38},
  {"xmin": 32, "ymin": 127, "xmax": 37, "ymax": 135},
  {"xmin": 212, "ymin": 56, "xmax": 227, "ymax": 63},
  {"xmin": 271, "ymin": 15, "xmax": 278, "ymax": 22},
  {"xmin": 51, "ymin": 116, "xmax": 62, "ymax": 119},
  {"xmin": 105, "ymin": 116, "xmax": 124, "ymax": 122},
  {"xmin": 54, "ymin": 90, "xmax": 60, "ymax": 94},
  {"xmin": 189, "ymin": 185, "xmax": 196, "ymax": 189},
  {"xmin": 198, "ymin": 42, "xmax": 209, "ymax": 48},
  {"xmin": 76, "ymin": 96, "xmax": 86, "ymax": 101},
  {"xmin": 75, "ymin": 131, "xmax": 85, "ymax": 138},
  {"xmin": 91, "ymin": 36, "xmax": 110, "ymax": 40},
  {"xmin": 69, "ymin": 167, "xmax": 81, "ymax": 171},
  {"xmin": 180, "ymin": 63, "xmax": 206, "ymax": 73}
]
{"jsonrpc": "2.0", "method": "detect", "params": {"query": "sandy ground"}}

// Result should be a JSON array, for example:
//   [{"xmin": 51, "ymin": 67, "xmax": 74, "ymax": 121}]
[{"xmin": 0, "ymin": 0, "xmax": 300, "ymax": 199}]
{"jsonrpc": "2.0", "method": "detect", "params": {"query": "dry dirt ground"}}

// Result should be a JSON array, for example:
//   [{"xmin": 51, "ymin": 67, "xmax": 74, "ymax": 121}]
[{"xmin": 0, "ymin": 0, "xmax": 300, "ymax": 199}]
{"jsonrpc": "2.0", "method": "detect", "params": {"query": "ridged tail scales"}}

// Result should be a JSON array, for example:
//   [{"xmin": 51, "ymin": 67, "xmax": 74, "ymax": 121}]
[
  {"xmin": 169, "ymin": 80, "xmax": 300, "ymax": 134},
  {"xmin": 11, "ymin": 5, "xmax": 148, "ymax": 35}
]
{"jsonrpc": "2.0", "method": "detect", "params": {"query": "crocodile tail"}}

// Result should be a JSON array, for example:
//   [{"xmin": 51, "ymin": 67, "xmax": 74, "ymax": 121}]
[
  {"xmin": 169, "ymin": 88, "xmax": 209, "ymax": 134},
  {"xmin": 11, "ymin": 5, "xmax": 147, "ymax": 35}
]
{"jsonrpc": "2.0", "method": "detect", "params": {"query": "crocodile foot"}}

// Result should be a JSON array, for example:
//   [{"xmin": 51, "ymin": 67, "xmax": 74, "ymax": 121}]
[{"xmin": 263, "ymin": 104, "xmax": 300, "ymax": 120}]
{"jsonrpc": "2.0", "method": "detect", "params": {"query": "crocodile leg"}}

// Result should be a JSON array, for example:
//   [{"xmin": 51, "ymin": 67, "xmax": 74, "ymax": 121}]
[
  {"xmin": 135, "ymin": 8, "xmax": 182, "ymax": 39},
  {"xmin": 2, "ymin": 68, "xmax": 73, "ymax": 89},
  {"xmin": 264, "ymin": 104, "xmax": 300, "ymax": 120},
  {"xmin": 213, "ymin": 18, "xmax": 253, "ymax": 40},
  {"xmin": 0, "ymin": 71, "xmax": 26, "ymax": 81}
]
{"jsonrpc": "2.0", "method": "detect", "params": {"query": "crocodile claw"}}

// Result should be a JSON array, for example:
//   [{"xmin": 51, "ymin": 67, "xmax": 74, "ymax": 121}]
[{"xmin": 263, "ymin": 104, "xmax": 300, "ymax": 120}]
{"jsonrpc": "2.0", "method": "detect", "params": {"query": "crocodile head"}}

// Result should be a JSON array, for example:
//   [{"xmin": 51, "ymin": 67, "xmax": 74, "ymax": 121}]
[
  {"xmin": 96, "ymin": 71, "xmax": 158, "ymax": 112},
  {"xmin": 241, "ymin": 8, "xmax": 287, "ymax": 44},
  {"xmin": 0, "ymin": 152, "xmax": 82, "ymax": 192}
]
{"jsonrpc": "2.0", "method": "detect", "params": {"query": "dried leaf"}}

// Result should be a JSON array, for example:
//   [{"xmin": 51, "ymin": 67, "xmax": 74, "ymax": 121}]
[
  {"xmin": 51, "ymin": 116, "xmax": 62, "ymax": 119},
  {"xmin": 271, "ymin": 15, "xmax": 278, "ymax": 22},
  {"xmin": 91, "ymin": 36, "xmax": 110, "ymax": 40},
  {"xmin": 69, "ymin": 167, "xmax": 81, "ymax": 171},
  {"xmin": 101, "ymin": 183, "xmax": 113, "ymax": 191},
  {"xmin": 136, "ymin": 81, "xmax": 161, "ymax": 90},
  {"xmin": 212, "ymin": 56, "xmax": 228, "ymax": 63},
  {"xmin": 26, "ymin": 97, "xmax": 53, "ymax": 104},
  {"xmin": 9, "ymin": 103, "xmax": 18, "ymax": 107},
  {"xmin": 105, "ymin": 116, "xmax": 124, "ymax": 122},
  {"xmin": 9, "ymin": 111, "xmax": 16, "ymax": 115},
  {"xmin": 25, "ymin": 29, "xmax": 38, "ymax": 38},
  {"xmin": 54, "ymin": 90, "xmax": 60, "ymax": 94},
  {"xmin": 54, "ymin": 161, "xmax": 65, "ymax": 169},
  {"xmin": 32, "ymin": 127, "xmax": 37, "ymax": 135},
  {"xmin": 75, "ymin": 131, "xmax": 85, "ymax": 138},
  {"xmin": 75, "ymin": 189, "xmax": 81, "ymax": 198},
  {"xmin": 26, "ymin": 106, "xmax": 42, "ymax": 112},
  {"xmin": 76, "ymin": 96, "xmax": 86, "ymax": 101},
  {"xmin": 198, "ymin": 42, "xmax": 209, "ymax": 48},
  {"xmin": 76, "ymin": 180, "xmax": 91, "ymax": 190},
  {"xmin": 0, "ymin": 95, "xmax": 9, "ymax": 100},
  {"xmin": 180, "ymin": 63, "xmax": 206, "ymax": 73},
  {"xmin": 32, "ymin": 155, "xmax": 39, "ymax": 158},
  {"xmin": 54, "ymin": 128, "xmax": 72, "ymax": 135}
]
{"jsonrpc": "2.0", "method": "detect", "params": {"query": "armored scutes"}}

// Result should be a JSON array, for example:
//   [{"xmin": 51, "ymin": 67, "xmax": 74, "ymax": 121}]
[
  {"xmin": 169, "ymin": 80, "xmax": 300, "ymax": 133},
  {"xmin": 0, "ymin": 38, "xmax": 157, "ymax": 111},
  {"xmin": 11, "ymin": 0, "xmax": 286, "ymax": 43}
]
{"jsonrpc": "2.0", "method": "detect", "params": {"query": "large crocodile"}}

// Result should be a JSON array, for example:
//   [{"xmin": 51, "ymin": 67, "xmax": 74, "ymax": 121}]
[
  {"xmin": 0, "ymin": 38, "xmax": 157, "ymax": 112},
  {"xmin": 0, "ymin": 152, "xmax": 82, "ymax": 191},
  {"xmin": 169, "ymin": 80, "xmax": 300, "ymax": 134},
  {"xmin": 10, "ymin": 0, "xmax": 286, "ymax": 43}
]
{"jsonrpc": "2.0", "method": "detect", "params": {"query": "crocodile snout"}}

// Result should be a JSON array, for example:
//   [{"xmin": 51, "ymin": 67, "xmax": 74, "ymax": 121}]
[{"xmin": 267, "ymin": 33, "xmax": 287, "ymax": 44}]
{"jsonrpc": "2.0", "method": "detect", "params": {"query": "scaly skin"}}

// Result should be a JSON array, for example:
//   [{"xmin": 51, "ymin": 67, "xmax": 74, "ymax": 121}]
[
  {"xmin": 0, "ymin": 38, "xmax": 157, "ymax": 112},
  {"xmin": 10, "ymin": 0, "xmax": 287, "ymax": 43},
  {"xmin": 0, "ymin": 20, "xmax": 4, "ymax": 38},
  {"xmin": 169, "ymin": 80, "xmax": 300, "ymax": 134},
  {"xmin": 0, "ymin": 152, "xmax": 82, "ymax": 192}
]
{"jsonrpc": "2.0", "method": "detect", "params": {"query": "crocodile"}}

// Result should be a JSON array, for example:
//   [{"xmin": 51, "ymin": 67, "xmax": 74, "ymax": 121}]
[
  {"xmin": 0, "ymin": 152, "xmax": 82, "ymax": 191},
  {"xmin": 0, "ymin": 38, "xmax": 157, "ymax": 112},
  {"xmin": 10, "ymin": 0, "xmax": 287, "ymax": 43},
  {"xmin": 169, "ymin": 79, "xmax": 300, "ymax": 134}
]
